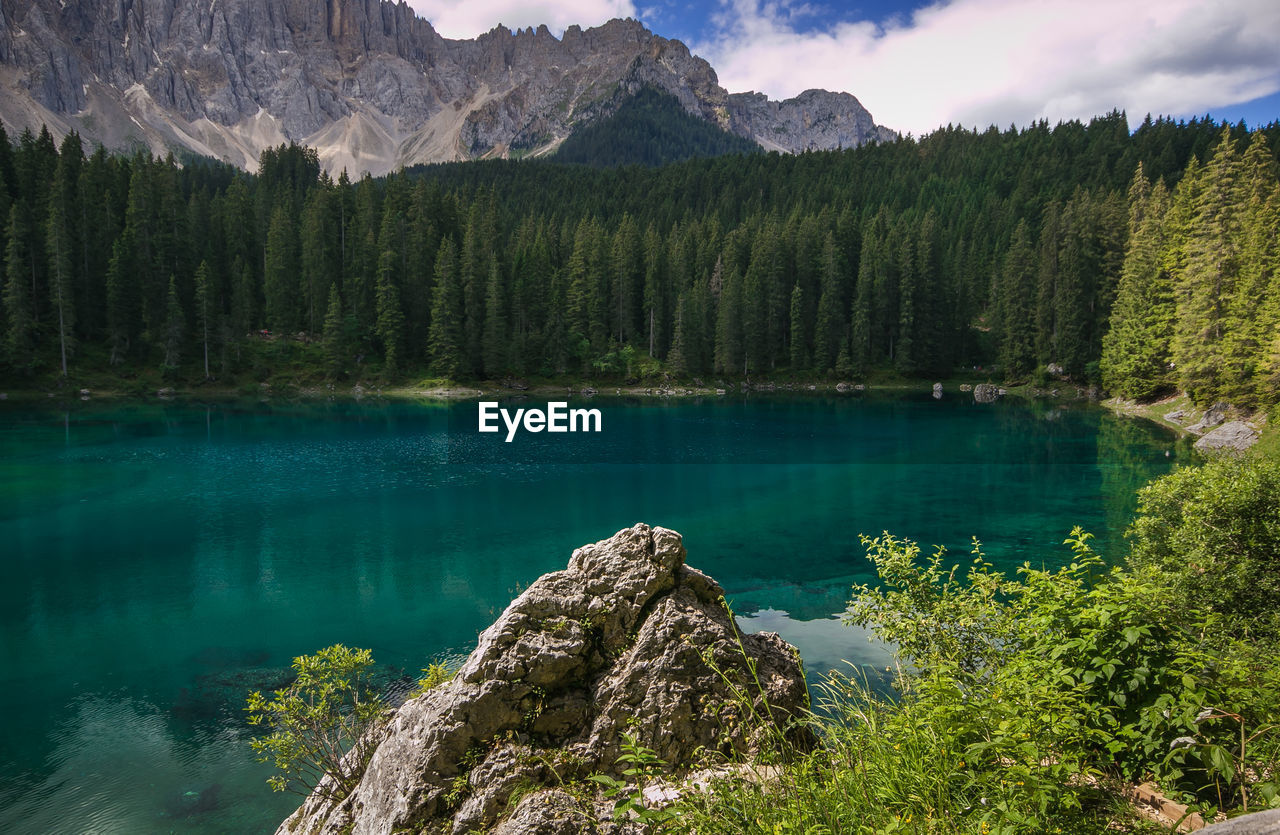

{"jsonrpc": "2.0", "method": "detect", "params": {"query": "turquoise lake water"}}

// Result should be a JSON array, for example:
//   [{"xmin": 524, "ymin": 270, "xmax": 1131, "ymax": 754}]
[{"xmin": 0, "ymin": 393, "xmax": 1191, "ymax": 833}]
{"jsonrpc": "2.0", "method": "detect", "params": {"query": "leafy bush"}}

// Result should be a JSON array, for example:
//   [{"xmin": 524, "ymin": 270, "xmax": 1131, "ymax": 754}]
[
  {"xmin": 1128, "ymin": 454, "xmax": 1280, "ymax": 633},
  {"xmin": 677, "ymin": 477, "xmax": 1280, "ymax": 832},
  {"xmin": 245, "ymin": 644, "xmax": 385, "ymax": 799}
]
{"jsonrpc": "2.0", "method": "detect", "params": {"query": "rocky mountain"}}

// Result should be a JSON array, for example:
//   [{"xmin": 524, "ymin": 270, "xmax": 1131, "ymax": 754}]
[
  {"xmin": 0, "ymin": 0, "xmax": 896, "ymax": 175},
  {"xmin": 277, "ymin": 523, "xmax": 810, "ymax": 834}
]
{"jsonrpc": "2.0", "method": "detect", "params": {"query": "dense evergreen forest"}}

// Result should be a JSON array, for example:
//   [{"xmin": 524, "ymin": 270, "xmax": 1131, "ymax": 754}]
[{"xmin": 1, "ymin": 111, "xmax": 1278, "ymax": 404}]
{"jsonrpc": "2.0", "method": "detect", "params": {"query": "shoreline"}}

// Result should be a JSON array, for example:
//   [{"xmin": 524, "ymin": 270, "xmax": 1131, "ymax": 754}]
[{"xmin": 0, "ymin": 376, "xmax": 1091, "ymax": 405}]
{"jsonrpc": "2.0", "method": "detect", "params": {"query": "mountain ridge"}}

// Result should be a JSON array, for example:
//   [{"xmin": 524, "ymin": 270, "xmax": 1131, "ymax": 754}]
[{"xmin": 0, "ymin": 0, "xmax": 896, "ymax": 174}]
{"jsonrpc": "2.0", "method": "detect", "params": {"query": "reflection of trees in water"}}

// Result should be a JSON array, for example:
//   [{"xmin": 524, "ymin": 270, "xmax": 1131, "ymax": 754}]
[
  {"xmin": 0, "ymin": 693, "xmax": 293, "ymax": 834},
  {"xmin": 1095, "ymin": 412, "xmax": 1191, "ymax": 557}
]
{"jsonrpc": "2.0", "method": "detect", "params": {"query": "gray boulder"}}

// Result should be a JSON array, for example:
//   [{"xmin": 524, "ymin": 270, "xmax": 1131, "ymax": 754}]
[
  {"xmin": 1194, "ymin": 421, "xmax": 1259, "ymax": 455},
  {"xmin": 1188, "ymin": 401, "xmax": 1232, "ymax": 433},
  {"xmin": 276, "ymin": 524, "xmax": 810, "ymax": 835},
  {"xmin": 1199, "ymin": 809, "xmax": 1280, "ymax": 833},
  {"xmin": 973, "ymin": 383, "xmax": 1001, "ymax": 403}
]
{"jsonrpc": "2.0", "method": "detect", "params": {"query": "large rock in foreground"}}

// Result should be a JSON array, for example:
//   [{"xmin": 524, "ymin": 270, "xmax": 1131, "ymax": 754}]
[{"xmin": 278, "ymin": 524, "xmax": 809, "ymax": 834}]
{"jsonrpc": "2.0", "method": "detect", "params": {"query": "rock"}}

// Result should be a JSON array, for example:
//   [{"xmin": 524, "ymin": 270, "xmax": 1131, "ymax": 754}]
[
  {"xmin": 1165, "ymin": 410, "xmax": 1186, "ymax": 423},
  {"xmin": 1046, "ymin": 363, "xmax": 1065, "ymax": 376},
  {"xmin": 0, "ymin": 3, "xmax": 893, "ymax": 176},
  {"xmin": 932, "ymin": 382, "xmax": 943, "ymax": 399},
  {"xmin": 959, "ymin": 384, "xmax": 973, "ymax": 392},
  {"xmin": 492, "ymin": 789, "xmax": 596, "ymax": 834},
  {"xmin": 1193, "ymin": 421, "xmax": 1259, "ymax": 455},
  {"xmin": 973, "ymin": 383, "xmax": 1000, "ymax": 403},
  {"xmin": 277, "ymin": 524, "xmax": 810, "ymax": 835},
  {"xmin": 156, "ymin": 387, "xmax": 175, "ymax": 397},
  {"xmin": 853, "ymin": 384, "xmax": 866, "ymax": 392},
  {"xmin": 1198, "ymin": 808, "xmax": 1280, "ymax": 833},
  {"xmin": 835, "ymin": 382, "xmax": 852, "ymax": 393},
  {"xmin": 1188, "ymin": 401, "xmax": 1231, "ymax": 433}
]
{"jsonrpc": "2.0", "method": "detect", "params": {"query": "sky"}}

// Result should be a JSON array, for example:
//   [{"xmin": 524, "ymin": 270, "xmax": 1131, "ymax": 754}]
[{"xmin": 404, "ymin": 0, "xmax": 1280, "ymax": 136}]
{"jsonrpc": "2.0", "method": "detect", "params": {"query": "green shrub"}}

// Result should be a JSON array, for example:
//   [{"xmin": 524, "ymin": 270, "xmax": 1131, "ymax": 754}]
[
  {"xmin": 245, "ymin": 644, "xmax": 384, "ymax": 800},
  {"xmin": 1127, "ymin": 454, "xmax": 1280, "ymax": 633}
]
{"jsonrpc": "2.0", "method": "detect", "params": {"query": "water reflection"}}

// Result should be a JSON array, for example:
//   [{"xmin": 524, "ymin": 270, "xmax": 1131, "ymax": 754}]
[{"xmin": 0, "ymin": 395, "xmax": 1190, "ymax": 832}]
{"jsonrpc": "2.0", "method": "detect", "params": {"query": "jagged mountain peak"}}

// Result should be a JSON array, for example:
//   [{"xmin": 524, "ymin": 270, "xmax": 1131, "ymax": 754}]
[{"xmin": 0, "ymin": 1, "xmax": 895, "ymax": 174}]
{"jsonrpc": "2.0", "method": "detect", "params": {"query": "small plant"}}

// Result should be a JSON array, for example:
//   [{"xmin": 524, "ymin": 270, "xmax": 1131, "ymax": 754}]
[
  {"xmin": 245, "ymin": 644, "xmax": 384, "ymax": 800},
  {"xmin": 588, "ymin": 732, "xmax": 677, "ymax": 829},
  {"xmin": 409, "ymin": 660, "xmax": 455, "ymax": 698}
]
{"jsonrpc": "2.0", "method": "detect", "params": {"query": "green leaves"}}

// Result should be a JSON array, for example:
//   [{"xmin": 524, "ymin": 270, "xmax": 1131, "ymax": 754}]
[
  {"xmin": 244, "ymin": 644, "xmax": 384, "ymax": 801},
  {"xmin": 588, "ymin": 732, "xmax": 676, "ymax": 829},
  {"xmin": 844, "ymin": 508, "xmax": 1280, "ymax": 819}
]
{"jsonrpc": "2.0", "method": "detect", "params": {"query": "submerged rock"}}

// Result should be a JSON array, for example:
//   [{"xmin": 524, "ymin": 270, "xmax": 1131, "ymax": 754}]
[
  {"xmin": 932, "ymin": 383, "xmax": 943, "ymax": 399},
  {"xmin": 1193, "ymin": 421, "xmax": 1259, "ymax": 455},
  {"xmin": 277, "ymin": 524, "xmax": 810, "ymax": 835}
]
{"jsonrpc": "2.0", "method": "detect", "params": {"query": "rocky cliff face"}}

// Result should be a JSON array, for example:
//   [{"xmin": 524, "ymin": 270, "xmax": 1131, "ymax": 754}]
[
  {"xmin": 277, "ymin": 523, "xmax": 810, "ymax": 834},
  {"xmin": 0, "ymin": 0, "xmax": 894, "ymax": 174}
]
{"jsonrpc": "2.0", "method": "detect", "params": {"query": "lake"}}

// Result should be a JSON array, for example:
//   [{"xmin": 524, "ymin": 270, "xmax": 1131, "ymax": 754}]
[{"xmin": 0, "ymin": 393, "xmax": 1191, "ymax": 833}]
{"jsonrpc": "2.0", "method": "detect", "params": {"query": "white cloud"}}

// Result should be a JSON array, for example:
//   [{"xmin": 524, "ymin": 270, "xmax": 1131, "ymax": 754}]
[
  {"xmin": 405, "ymin": 0, "xmax": 637, "ymax": 39},
  {"xmin": 692, "ymin": 0, "xmax": 1280, "ymax": 135}
]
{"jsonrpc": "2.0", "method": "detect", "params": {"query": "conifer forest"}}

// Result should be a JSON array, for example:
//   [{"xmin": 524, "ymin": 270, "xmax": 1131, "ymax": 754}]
[{"xmin": 2, "ymin": 110, "xmax": 1279, "ymax": 406}]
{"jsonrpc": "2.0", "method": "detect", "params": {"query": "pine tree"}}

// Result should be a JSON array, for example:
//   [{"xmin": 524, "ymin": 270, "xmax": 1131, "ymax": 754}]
[
  {"xmin": 610, "ymin": 213, "xmax": 643, "ymax": 345},
  {"xmin": 105, "ymin": 231, "xmax": 139, "ymax": 364},
  {"xmin": 161, "ymin": 275, "xmax": 184, "ymax": 370},
  {"xmin": 714, "ymin": 267, "xmax": 743, "ymax": 376},
  {"xmin": 789, "ymin": 283, "xmax": 808, "ymax": 370},
  {"xmin": 1220, "ymin": 132, "xmax": 1279, "ymax": 407},
  {"xmin": 894, "ymin": 226, "xmax": 918, "ymax": 375},
  {"xmin": 194, "ymin": 260, "xmax": 214, "ymax": 379},
  {"xmin": 319, "ymin": 283, "xmax": 348, "ymax": 377},
  {"xmin": 1173, "ymin": 129, "xmax": 1240, "ymax": 403},
  {"xmin": 482, "ymin": 261, "xmax": 507, "ymax": 376},
  {"xmin": 642, "ymin": 224, "xmax": 666, "ymax": 357},
  {"xmin": 47, "ymin": 177, "xmax": 76, "ymax": 377},
  {"xmin": 1251, "ymin": 187, "xmax": 1280, "ymax": 405},
  {"xmin": 375, "ymin": 248, "xmax": 405, "ymax": 375},
  {"xmin": 997, "ymin": 220, "xmax": 1037, "ymax": 379},
  {"xmin": 850, "ymin": 228, "xmax": 876, "ymax": 375},
  {"xmin": 1101, "ymin": 166, "xmax": 1175, "ymax": 399},
  {"xmin": 301, "ymin": 187, "xmax": 338, "ymax": 333},
  {"xmin": 812, "ymin": 231, "xmax": 844, "ymax": 370},
  {"xmin": 428, "ymin": 238, "xmax": 464, "ymax": 379},
  {"xmin": 3, "ymin": 206, "xmax": 35, "ymax": 369},
  {"xmin": 667, "ymin": 292, "xmax": 689, "ymax": 375},
  {"xmin": 264, "ymin": 203, "xmax": 299, "ymax": 333}
]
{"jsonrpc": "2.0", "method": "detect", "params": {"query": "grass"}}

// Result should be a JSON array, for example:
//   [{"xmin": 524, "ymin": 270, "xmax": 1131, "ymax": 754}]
[
  {"xmin": 668, "ymin": 670, "xmax": 1172, "ymax": 835},
  {"xmin": 1102, "ymin": 392, "xmax": 1198, "ymax": 435}
]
